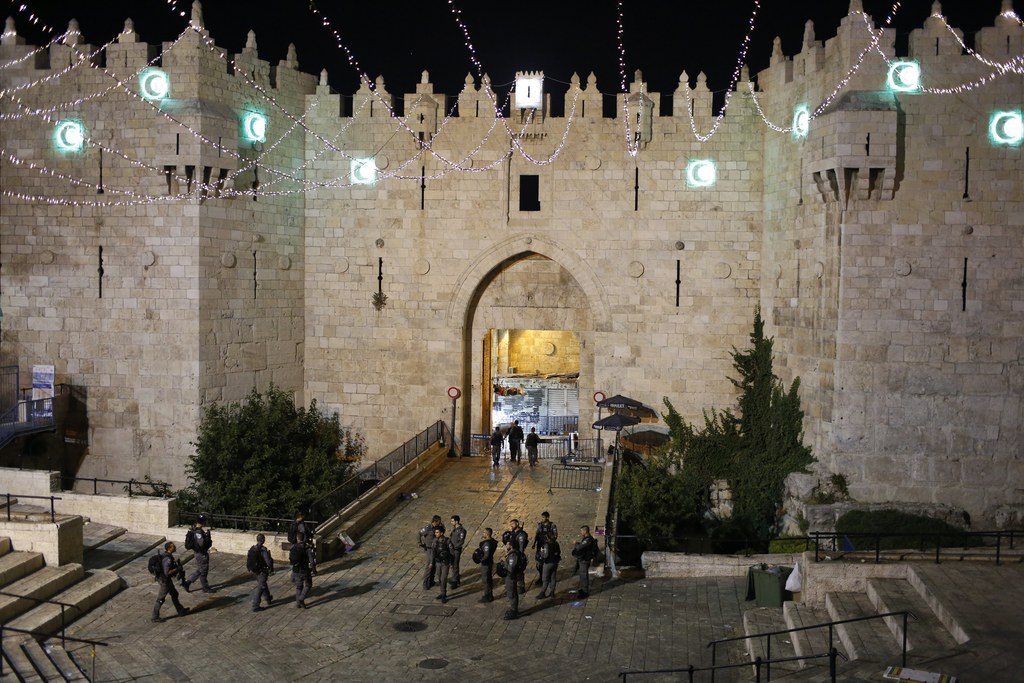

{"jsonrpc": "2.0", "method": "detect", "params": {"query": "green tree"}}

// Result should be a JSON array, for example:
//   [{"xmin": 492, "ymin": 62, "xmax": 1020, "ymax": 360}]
[
  {"xmin": 180, "ymin": 385, "xmax": 363, "ymax": 519},
  {"xmin": 617, "ymin": 307, "xmax": 813, "ymax": 552}
]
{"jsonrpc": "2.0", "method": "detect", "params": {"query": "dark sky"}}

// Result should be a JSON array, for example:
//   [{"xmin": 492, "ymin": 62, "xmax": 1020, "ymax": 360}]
[{"xmin": 3, "ymin": 0, "xmax": 1020, "ymax": 99}]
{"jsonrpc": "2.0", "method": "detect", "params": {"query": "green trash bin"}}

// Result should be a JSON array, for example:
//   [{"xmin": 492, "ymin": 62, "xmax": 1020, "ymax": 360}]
[{"xmin": 750, "ymin": 566, "xmax": 793, "ymax": 608}]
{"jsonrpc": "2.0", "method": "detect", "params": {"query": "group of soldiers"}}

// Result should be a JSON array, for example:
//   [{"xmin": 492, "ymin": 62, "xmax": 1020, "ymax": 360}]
[
  {"xmin": 150, "ymin": 512, "xmax": 318, "ymax": 622},
  {"xmin": 152, "ymin": 508, "xmax": 601, "ymax": 625},
  {"xmin": 418, "ymin": 510, "xmax": 601, "ymax": 620}
]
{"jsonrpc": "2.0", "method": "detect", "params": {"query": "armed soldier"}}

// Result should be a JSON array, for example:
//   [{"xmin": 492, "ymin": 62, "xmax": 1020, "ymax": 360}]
[
  {"xmin": 537, "ymin": 530, "xmax": 561, "ymax": 599},
  {"xmin": 474, "ymin": 527, "xmax": 498, "ymax": 603},
  {"xmin": 500, "ymin": 538, "xmax": 526, "ymax": 620},
  {"xmin": 431, "ymin": 527, "xmax": 456, "ymax": 604},
  {"xmin": 248, "ymin": 533, "xmax": 274, "ymax": 612},
  {"xmin": 289, "ymin": 532, "xmax": 316, "ymax": 608},
  {"xmin": 449, "ymin": 515, "xmax": 467, "ymax": 589},
  {"xmin": 151, "ymin": 541, "xmax": 189, "ymax": 623},
  {"xmin": 417, "ymin": 515, "xmax": 445, "ymax": 589},
  {"xmin": 532, "ymin": 511, "xmax": 557, "ymax": 585},
  {"xmin": 509, "ymin": 519, "xmax": 529, "ymax": 594},
  {"xmin": 572, "ymin": 525, "xmax": 600, "ymax": 599},
  {"xmin": 183, "ymin": 514, "xmax": 214, "ymax": 593}
]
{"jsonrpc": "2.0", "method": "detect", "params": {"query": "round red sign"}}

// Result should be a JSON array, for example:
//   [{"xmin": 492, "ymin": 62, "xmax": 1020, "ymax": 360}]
[{"xmin": 447, "ymin": 386, "xmax": 462, "ymax": 399}]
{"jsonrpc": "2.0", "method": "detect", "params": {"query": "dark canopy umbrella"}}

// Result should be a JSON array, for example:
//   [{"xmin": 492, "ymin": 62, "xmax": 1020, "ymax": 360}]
[
  {"xmin": 622, "ymin": 424, "xmax": 671, "ymax": 455},
  {"xmin": 596, "ymin": 394, "xmax": 657, "ymax": 419},
  {"xmin": 592, "ymin": 413, "xmax": 640, "ymax": 431}
]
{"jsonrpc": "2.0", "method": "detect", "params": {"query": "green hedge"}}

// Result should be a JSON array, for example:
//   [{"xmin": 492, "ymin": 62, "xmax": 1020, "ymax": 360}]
[{"xmin": 836, "ymin": 509, "xmax": 981, "ymax": 550}]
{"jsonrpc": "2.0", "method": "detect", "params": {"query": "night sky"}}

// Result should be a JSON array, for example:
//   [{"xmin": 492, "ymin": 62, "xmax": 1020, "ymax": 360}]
[{"xmin": 3, "ymin": 0, "xmax": 1021, "ymax": 99}]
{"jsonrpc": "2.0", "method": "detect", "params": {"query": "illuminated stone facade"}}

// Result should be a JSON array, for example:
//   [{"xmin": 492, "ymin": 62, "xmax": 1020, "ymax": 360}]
[{"xmin": 0, "ymin": 2, "xmax": 1020, "ymax": 526}]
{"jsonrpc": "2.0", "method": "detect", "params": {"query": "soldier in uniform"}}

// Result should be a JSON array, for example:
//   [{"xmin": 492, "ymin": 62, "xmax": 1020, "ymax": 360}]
[
  {"xmin": 431, "ymin": 527, "xmax": 455, "ymax": 604},
  {"xmin": 525, "ymin": 427, "xmax": 541, "ymax": 466},
  {"xmin": 289, "ymin": 532, "xmax": 316, "ymax": 608},
  {"xmin": 572, "ymin": 525, "xmax": 599, "ymax": 599},
  {"xmin": 489, "ymin": 426, "xmax": 504, "ymax": 467},
  {"xmin": 510, "ymin": 519, "xmax": 529, "ymax": 594},
  {"xmin": 183, "ymin": 514, "xmax": 214, "ymax": 593},
  {"xmin": 249, "ymin": 533, "xmax": 274, "ymax": 612},
  {"xmin": 502, "ymin": 539, "xmax": 525, "ymax": 620},
  {"xmin": 537, "ymin": 531, "xmax": 561, "ymax": 599},
  {"xmin": 417, "ymin": 514, "xmax": 445, "ymax": 589},
  {"xmin": 449, "ymin": 515, "xmax": 467, "ymax": 588},
  {"xmin": 476, "ymin": 527, "xmax": 498, "ymax": 603},
  {"xmin": 508, "ymin": 420, "xmax": 524, "ymax": 463},
  {"xmin": 152, "ymin": 541, "xmax": 188, "ymax": 623},
  {"xmin": 532, "ymin": 511, "xmax": 557, "ymax": 584}
]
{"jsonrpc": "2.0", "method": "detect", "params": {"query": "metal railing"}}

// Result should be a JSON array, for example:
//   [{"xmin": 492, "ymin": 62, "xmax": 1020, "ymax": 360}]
[
  {"xmin": 308, "ymin": 420, "xmax": 448, "ymax": 522},
  {"xmin": 620, "ymin": 650, "xmax": 845, "ymax": 682},
  {"xmin": 707, "ymin": 610, "xmax": 912, "ymax": 682},
  {"xmin": 175, "ymin": 511, "xmax": 317, "ymax": 535},
  {"xmin": 1, "ymin": 493, "xmax": 62, "ymax": 522},
  {"xmin": 548, "ymin": 463, "xmax": 604, "ymax": 492},
  {"xmin": 0, "ymin": 625, "xmax": 107, "ymax": 680},
  {"xmin": 811, "ymin": 529, "xmax": 1021, "ymax": 565},
  {"xmin": 62, "ymin": 476, "xmax": 172, "ymax": 498}
]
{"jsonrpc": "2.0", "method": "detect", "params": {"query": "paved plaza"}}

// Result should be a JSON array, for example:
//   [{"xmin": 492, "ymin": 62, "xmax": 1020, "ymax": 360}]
[{"xmin": 65, "ymin": 456, "xmax": 752, "ymax": 682}]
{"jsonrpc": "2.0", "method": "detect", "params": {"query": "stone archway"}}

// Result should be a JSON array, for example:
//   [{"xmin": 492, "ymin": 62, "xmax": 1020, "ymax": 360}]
[{"xmin": 447, "ymin": 236, "xmax": 611, "ymax": 454}]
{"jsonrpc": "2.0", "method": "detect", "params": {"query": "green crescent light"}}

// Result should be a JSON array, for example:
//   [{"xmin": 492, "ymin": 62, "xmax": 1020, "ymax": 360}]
[
  {"xmin": 686, "ymin": 159, "xmax": 716, "ymax": 188},
  {"xmin": 54, "ymin": 119, "xmax": 85, "ymax": 152},
  {"xmin": 139, "ymin": 68, "xmax": 170, "ymax": 100},
  {"xmin": 350, "ymin": 158, "xmax": 377, "ymax": 185},
  {"xmin": 989, "ymin": 111, "xmax": 1023, "ymax": 146},
  {"xmin": 887, "ymin": 61, "xmax": 921, "ymax": 92},
  {"xmin": 242, "ymin": 111, "xmax": 267, "ymax": 143},
  {"xmin": 792, "ymin": 106, "xmax": 810, "ymax": 139}
]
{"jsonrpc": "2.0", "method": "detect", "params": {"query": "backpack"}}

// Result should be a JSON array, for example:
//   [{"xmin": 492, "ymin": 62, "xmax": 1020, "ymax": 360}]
[
  {"xmin": 147, "ymin": 553, "xmax": 164, "ymax": 578},
  {"xmin": 246, "ymin": 545, "xmax": 264, "ymax": 573},
  {"xmin": 184, "ymin": 529, "xmax": 195, "ymax": 550},
  {"xmin": 290, "ymin": 544, "xmax": 310, "ymax": 572}
]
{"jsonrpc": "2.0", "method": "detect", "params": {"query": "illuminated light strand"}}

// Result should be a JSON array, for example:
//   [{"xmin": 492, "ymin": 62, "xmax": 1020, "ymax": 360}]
[
  {"xmin": 935, "ymin": 11, "xmax": 1024, "ymax": 71},
  {"xmin": 0, "ymin": 27, "xmax": 71, "ymax": 70},
  {"xmin": 677, "ymin": 0, "xmax": 763, "ymax": 144},
  {"xmin": 7, "ymin": 1, "xmax": 62, "ymax": 37},
  {"xmin": 0, "ymin": 25, "xmax": 122, "ymax": 99},
  {"xmin": 861, "ymin": 13, "xmax": 1024, "ymax": 94}
]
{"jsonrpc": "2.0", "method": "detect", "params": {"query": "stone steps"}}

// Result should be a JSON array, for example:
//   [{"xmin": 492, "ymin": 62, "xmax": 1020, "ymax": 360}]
[
  {"xmin": 0, "ymin": 550, "xmax": 44, "ymax": 587},
  {"xmin": 741, "ymin": 606, "xmax": 802, "ymax": 676},
  {"xmin": 81, "ymin": 520, "xmax": 125, "ymax": 552},
  {"xmin": 826, "ymin": 591, "xmax": 903, "ymax": 661},
  {"xmin": 19, "ymin": 639, "xmax": 64, "ymax": 682},
  {"xmin": 865, "ymin": 578, "xmax": 961, "ymax": 655},
  {"xmin": 5, "ymin": 570, "xmax": 122, "ymax": 636},
  {"xmin": 784, "ymin": 600, "xmax": 850, "ymax": 663},
  {"xmin": 83, "ymin": 531, "xmax": 165, "ymax": 572},
  {"xmin": 0, "ymin": 564, "xmax": 84, "ymax": 622},
  {"xmin": 1, "ymin": 636, "xmax": 46, "ymax": 682}
]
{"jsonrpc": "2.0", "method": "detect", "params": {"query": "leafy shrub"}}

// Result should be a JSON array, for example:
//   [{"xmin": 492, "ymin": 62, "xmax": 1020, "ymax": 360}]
[
  {"xmin": 836, "ymin": 509, "xmax": 981, "ymax": 550},
  {"xmin": 768, "ymin": 536, "xmax": 816, "ymax": 554},
  {"xmin": 180, "ymin": 385, "xmax": 363, "ymax": 519}
]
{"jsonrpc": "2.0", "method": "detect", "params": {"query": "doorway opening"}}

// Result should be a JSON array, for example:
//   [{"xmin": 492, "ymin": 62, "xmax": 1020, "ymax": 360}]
[{"xmin": 482, "ymin": 329, "xmax": 579, "ymax": 437}]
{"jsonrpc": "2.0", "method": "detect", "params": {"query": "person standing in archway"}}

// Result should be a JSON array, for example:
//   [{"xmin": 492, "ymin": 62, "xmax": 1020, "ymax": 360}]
[
  {"xmin": 509, "ymin": 420, "xmax": 524, "ymax": 463},
  {"xmin": 526, "ymin": 427, "xmax": 540, "ymax": 467},
  {"xmin": 490, "ymin": 426, "xmax": 504, "ymax": 467}
]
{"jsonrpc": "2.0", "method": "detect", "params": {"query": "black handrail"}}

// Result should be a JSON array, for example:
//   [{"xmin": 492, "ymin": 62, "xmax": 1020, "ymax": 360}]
[
  {"xmin": 175, "ymin": 511, "xmax": 317, "ymax": 534},
  {"xmin": 1, "ymin": 493, "xmax": 62, "ymax": 522},
  {"xmin": 0, "ymin": 625, "xmax": 108, "ymax": 680},
  {"xmin": 0, "ymin": 591, "xmax": 77, "ymax": 648},
  {"xmin": 812, "ymin": 529, "xmax": 1020, "ymax": 565},
  {"xmin": 307, "ymin": 420, "xmax": 448, "ymax": 521},
  {"xmin": 62, "ymin": 476, "xmax": 172, "ymax": 498},
  {"xmin": 707, "ymin": 610, "xmax": 913, "ymax": 682},
  {"xmin": 619, "ymin": 649, "xmax": 846, "ymax": 682}
]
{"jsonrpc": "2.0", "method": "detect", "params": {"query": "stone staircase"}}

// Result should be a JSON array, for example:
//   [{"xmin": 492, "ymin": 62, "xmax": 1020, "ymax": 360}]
[
  {"xmin": 737, "ymin": 561, "xmax": 1024, "ymax": 681},
  {"xmin": 1, "ymin": 517, "xmax": 163, "ymax": 681}
]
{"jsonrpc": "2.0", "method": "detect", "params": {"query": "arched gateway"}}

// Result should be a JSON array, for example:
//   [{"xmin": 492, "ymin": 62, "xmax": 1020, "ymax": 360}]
[{"xmin": 447, "ymin": 236, "xmax": 612, "ymax": 456}]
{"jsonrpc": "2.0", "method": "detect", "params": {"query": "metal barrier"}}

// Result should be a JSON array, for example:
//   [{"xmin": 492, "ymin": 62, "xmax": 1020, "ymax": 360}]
[
  {"xmin": 620, "ymin": 650, "xmax": 844, "ymax": 682},
  {"xmin": 811, "ymin": 529, "xmax": 1021, "ymax": 565},
  {"xmin": 548, "ymin": 463, "xmax": 603, "ymax": 492},
  {"xmin": 175, "ymin": 511, "xmax": 317, "ymax": 534}
]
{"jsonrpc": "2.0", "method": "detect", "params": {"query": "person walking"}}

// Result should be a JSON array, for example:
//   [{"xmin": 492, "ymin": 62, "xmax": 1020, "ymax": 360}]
[
  {"xmin": 474, "ymin": 528, "xmax": 498, "ymax": 603},
  {"xmin": 525, "ymin": 427, "xmax": 540, "ymax": 466},
  {"xmin": 248, "ymin": 533, "xmax": 274, "ymax": 612},
  {"xmin": 572, "ymin": 525, "xmax": 600, "ymax": 599},
  {"xmin": 151, "ymin": 542, "xmax": 188, "ymax": 623},
  {"xmin": 489, "ymin": 426, "xmax": 504, "ymax": 467},
  {"xmin": 537, "ymin": 531, "xmax": 561, "ymax": 599},
  {"xmin": 508, "ymin": 420, "xmax": 524, "ymax": 463},
  {"xmin": 289, "ymin": 532, "xmax": 316, "ymax": 608},
  {"xmin": 449, "ymin": 515, "xmax": 467, "ymax": 589},
  {"xmin": 501, "ymin": 538, "xmax": 525, "ymax": 620},
  {"xmin": 417, "ymin": 515, "xmax": 445, "ymax": 589},
  {"xmin": 431, "ymin": 527, "xmax": 455, "ymax": 604},
  {"xmin": 288, "ymin": 511, "xmax": 316, "ymax": 546},
  {"xmin": 183, "ymin": 514, "xmax": 214, "ymax": 593}
]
